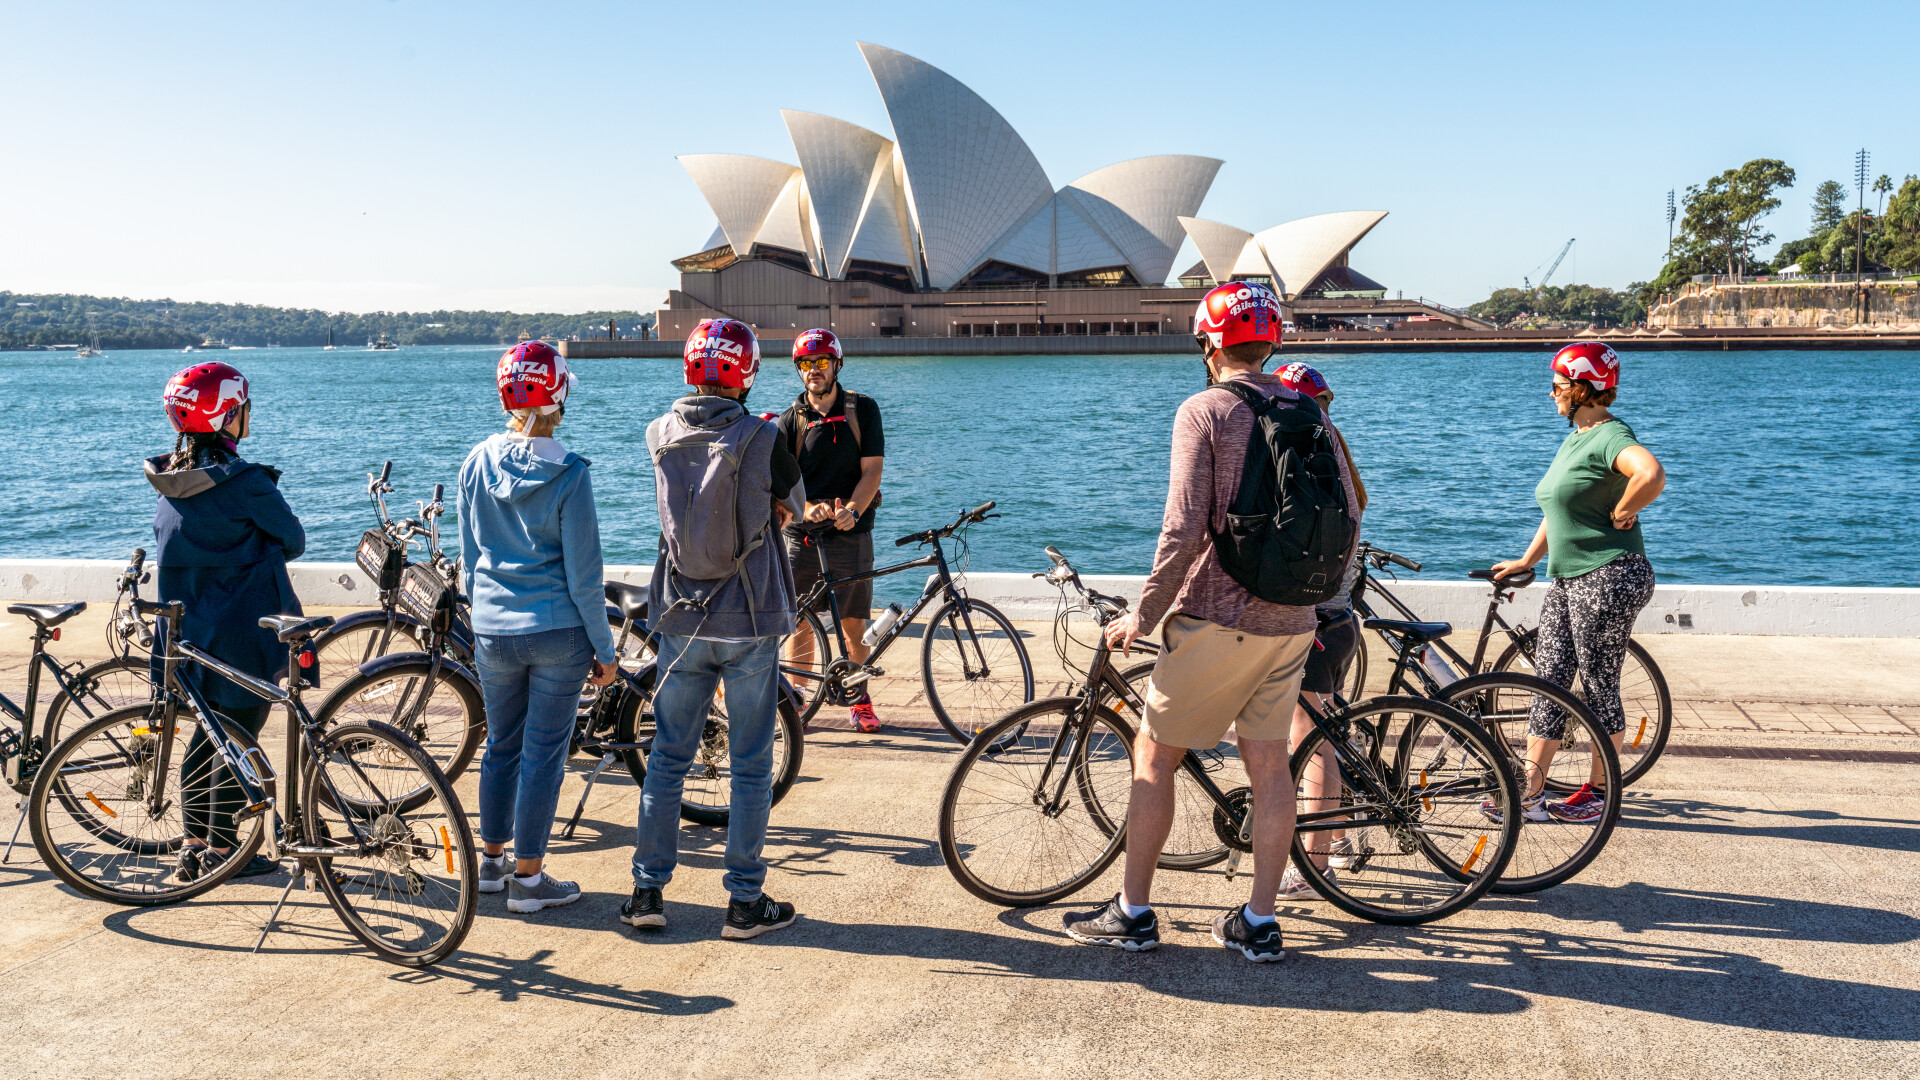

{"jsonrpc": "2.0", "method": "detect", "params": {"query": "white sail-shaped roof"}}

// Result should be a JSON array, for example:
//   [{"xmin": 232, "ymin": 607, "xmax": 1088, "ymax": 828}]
[
  {"xmin": 783, "ymin": 111, "xmax": 895, "ymax": 278},
  {"xmin": 988, "ymin": 200, "xmax": 1054, "ymax": 274},
  {"xmin": 754, "ymin": 171, "xmax": 814, "ymax": 265},
  {"xmin": 1178, "ymin": 217, "xmax": 1261, "ymax": 287},
  {"xmin": 858, "ymin": 41, "xmax": 1053, "ymax": 290},
  {"xmin": 1252, "ymin": 211, "xmax": 1388, "ymax": 298},
  {"xmin": 846, "ymin": 146, "xmax": 916, "ymax": 273},
  {"xmin": 678, "ymin": 154, "xmax": 800, "ymax": 258},
  {"xmin": 1064, "ymin": 156, "xmax": 1222, "ymax": 284},
  {"xmin": 1053, "ymin": 196, "xmax": 1128, "ymax": 275}
]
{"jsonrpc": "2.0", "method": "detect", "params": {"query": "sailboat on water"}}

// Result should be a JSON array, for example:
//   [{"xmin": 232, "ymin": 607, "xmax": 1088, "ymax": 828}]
[
  {"xmin": 76, "ymin": 332, "xmax": 104, "ymax": 359},
  {"xmin": 323, "ymin": 329, "xmax": 336, "ymax": 350}
]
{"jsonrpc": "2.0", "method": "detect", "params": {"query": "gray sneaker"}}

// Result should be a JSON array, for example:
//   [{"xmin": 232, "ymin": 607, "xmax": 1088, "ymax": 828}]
[
  {"xmin": 1278, "ymin": 865, "xmax": 1337, "ymax": 900},
  {"xmin": 478, "ymin": 856, "xmax": 510, "ymax": 894},
  {"xmin": 507, "ymin": 872, "xmax": 582, "ymax": 913}
]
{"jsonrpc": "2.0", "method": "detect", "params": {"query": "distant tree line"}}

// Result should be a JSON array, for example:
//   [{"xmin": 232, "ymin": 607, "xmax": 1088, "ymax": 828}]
[
  {"xmin": 0, "ymin": 291, "xmax": 657, "ymax": 350},
  {"xmin": 1466, "ymin": 283, "xmax": 1647, "ymax": 330}
]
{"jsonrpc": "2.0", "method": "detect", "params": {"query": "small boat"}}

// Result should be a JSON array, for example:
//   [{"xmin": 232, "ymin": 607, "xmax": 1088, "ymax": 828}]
[
  {"xmin": 192, "ymin": 338, "xmax": 230, "ymax": 350},
  {"xmin": 323, "ymin": 329, "xmax": 336, "ymax": 350},
  {"xmin": 76, "ymin": 333, "xmax": 104, "ymax": 359},
  {"xmin": 368, "ymin": 332, "xmax": 399, "ymax": 351}
]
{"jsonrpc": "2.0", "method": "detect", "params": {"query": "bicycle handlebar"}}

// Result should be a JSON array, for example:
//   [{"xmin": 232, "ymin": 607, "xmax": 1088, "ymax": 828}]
[
  {"xmin": 893, "ymin": 500, "xmax": 1001, "ymax": 546},
  {"xmin": 129, "ymin": 547, "xmax": 146, "ymax": 574},
  {"xmin": 379, "ymin": 461, "xmax": 392, "ymax": 485},
  {"xmin": 432, "ymin": 483, "xmax": 444, "ymax": 505},
  {"xmin": 1358, "ymin": 542, "xmax": 1421, "ymax": 573}
]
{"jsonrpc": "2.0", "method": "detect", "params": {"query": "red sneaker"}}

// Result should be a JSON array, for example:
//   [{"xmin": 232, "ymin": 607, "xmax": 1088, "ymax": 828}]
[{"xmin": 849, "ymin": 700, "xmax": 881, "ymax": 733}]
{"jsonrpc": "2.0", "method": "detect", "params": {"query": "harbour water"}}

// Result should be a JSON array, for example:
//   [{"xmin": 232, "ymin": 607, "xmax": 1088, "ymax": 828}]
[{"xmin": 7, "ymin": 345, "xmax": 1916, "ymax": 591}]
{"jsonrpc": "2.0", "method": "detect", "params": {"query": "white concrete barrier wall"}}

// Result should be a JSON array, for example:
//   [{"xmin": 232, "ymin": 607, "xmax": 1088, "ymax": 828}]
[{"xmin": 4, "ymin": 559, "xmax": 1916, "ymax": 638}]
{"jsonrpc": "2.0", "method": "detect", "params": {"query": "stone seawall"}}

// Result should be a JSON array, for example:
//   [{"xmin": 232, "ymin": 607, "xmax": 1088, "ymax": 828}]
[
  {"xmin": 1649, "ymin": 280, "xmax": 1920, "ymax": 330},
  {"xmin": 5, "ymin": 559, "xmax": 1916, "ymax": 639}
]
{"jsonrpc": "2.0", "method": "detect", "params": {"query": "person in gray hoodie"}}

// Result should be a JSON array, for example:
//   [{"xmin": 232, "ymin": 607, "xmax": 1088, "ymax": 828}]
[
  {"xmin": 458, "ymin": 342, "xmax": 616, "ymax": 914},
  {"xmin": 621, "ymin": 319, "xmax": 805, "ymax": 941}
]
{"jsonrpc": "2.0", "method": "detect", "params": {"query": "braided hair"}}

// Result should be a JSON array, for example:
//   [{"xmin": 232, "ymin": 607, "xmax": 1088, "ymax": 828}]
[{"xmin": 167, "ymin": 430, "xmax": 239, "ymax": 472}]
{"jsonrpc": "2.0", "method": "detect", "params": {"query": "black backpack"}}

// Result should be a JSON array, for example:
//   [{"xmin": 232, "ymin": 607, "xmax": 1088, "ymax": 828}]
[{"xmin": 1208, "ymin": 381, "xmax": 1358, "ymax": 606}]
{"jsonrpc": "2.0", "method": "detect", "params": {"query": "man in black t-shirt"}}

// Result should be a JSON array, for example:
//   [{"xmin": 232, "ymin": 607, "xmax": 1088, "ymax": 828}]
[{"xmin": 778, "ymin": 329, "xmax": 887, "ymax": 731}]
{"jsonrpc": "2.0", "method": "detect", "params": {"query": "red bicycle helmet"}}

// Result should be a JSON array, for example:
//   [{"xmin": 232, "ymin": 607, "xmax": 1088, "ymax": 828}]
[
  {"xmin": 1552, "ymin": 341, "xmax": 1620, "ymax": 391},
  {"xmin": 1277, "ymin": 361, "xmax": 1332, "ymax": 403},
  {"xmin": 1194, "ymin": 281, "xmax": 1283, "ymax": 353},
  {"xmin": 497, "ymin": 340, "xmax": 574, "ymax": 414},
  {"xmin": 792, "ymin": 327, "xmax": 842, "ymax": 362},
  {"xmin": 684, "ymin": 319, "xmax": 761, "ymax": 389},
  {"xmin": 162, "ymin": 361, "xmax": 250, "ymax": 434}
]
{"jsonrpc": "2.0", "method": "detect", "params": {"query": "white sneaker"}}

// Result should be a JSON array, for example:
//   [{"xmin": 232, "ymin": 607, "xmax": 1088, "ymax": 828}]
[
  {"xmin": 1278, "ymin": 865, "xmax": 1337, "ymax": 900},
  {"xmin": 1326, "ymin": 837, "xmax": 1361, "ymax": 870},
  {"xmin": 1481, "ymin": 789, "xmax": 1549, "ymax": 824}
]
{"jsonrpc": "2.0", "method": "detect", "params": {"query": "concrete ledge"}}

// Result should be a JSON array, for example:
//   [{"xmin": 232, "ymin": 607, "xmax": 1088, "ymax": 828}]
[{"xmin": 4, "ymin": 560, "xmax": 1915, "ymax": 638}]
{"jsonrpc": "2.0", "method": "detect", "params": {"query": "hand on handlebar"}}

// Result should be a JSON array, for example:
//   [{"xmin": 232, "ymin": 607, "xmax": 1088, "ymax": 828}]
[
  {"xmin": 1102, "ymin": 611, "xmax": 1143, "ymax": 657},
  {"xmin": 588, "ymin": 660, "xmax": 616, "ymax": 687},
  {"xmin": 1489, "ymin": 559, "xmax": 1534, "ymax": 580}
]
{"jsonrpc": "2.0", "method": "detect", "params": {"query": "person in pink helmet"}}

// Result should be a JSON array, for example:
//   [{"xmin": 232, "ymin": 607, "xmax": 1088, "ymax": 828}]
[{"xmin": 1490, "ymin": 342, "xmax": 1666, "ymax": 824}]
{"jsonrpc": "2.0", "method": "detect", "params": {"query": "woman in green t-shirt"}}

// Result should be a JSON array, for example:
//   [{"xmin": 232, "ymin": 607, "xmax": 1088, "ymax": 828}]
[{"xmin": 1490, "ymin": 342, "xmax": 1666, "ymax": 826}]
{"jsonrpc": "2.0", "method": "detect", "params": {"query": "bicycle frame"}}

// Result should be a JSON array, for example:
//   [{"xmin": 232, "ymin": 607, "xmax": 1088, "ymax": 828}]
[
  {"xmin": 793, "ymin": 530, "xmax": 987, "ymax": 680},
  {"xmin": 3, "ymin": 629, "xmax": 121, "ymax": 791},
  {"xmin": 1359, "ymin": 568, "xmax": 1526, "ymax": 676}
]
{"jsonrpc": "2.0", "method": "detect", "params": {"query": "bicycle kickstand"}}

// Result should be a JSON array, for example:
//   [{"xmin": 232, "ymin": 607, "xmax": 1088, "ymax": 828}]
[
  {"xmin": 561, "ymin": 754, "xmax": 618, "ymax": 840},
  {"xmin": 254, "ymin": 871, "xmax": 301, "ymax": 954},
  {"xmin": 2, "ymin": 799, "xmax": 26, "ymax": 864}
]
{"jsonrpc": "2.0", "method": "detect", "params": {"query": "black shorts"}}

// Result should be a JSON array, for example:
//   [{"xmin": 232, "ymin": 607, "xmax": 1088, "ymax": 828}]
[
  {"xmin": 1302, "ymin": 609, "xmax": 1360, "ymax": 695},
  {"xmin": 785, "ymin": 530, "xmax": 874, "ymax": 621}
]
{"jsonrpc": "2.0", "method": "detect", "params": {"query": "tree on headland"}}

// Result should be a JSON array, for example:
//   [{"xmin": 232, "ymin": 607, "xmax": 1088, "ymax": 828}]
[
  {"xmin": 1674, "ymin": 159, "xmax": 1796, "ymax": 278},
  {"xmin": 1466, "ymin": 283, "xmax": 1639, "ymax": 329},
  {"xmin": 1810, "ymin": 180, "xmax": 1848, "ymax": 234}
]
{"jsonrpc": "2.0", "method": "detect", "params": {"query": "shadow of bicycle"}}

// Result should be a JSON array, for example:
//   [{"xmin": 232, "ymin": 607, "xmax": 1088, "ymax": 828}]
[
  {"xmin": 386, "ymin": 948, "xmax": 732, "ymax": 1015},
  {"xmin": 1619, "ymin": 794, "xmax": 1920, "ymax": 853}
]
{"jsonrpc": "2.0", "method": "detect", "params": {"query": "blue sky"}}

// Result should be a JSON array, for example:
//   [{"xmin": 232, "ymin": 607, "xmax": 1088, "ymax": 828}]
[{"xmin": 6, "ymin": 1, "xmax": 1915, "ymax": 313}]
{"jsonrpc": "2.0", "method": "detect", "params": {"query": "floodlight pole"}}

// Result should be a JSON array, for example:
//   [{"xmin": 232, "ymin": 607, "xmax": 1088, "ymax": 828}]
[
  {"xmin": 1855, "ymin": 148, "xmax": 1870, "ymax": 277},
  {"xmin": 1665, "ymin": 190, "xmax": 1676, "ymax": 262}
]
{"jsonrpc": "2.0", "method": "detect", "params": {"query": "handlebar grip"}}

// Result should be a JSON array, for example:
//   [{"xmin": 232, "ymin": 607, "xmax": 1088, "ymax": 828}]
[
  {"xmin": 970, "ymin": 501, "xmax": 996, "ymax": 519},
  {"xmin": 894, "ymin": 533, "xmax": 919, "ymax": 547},
  {"xmin": 1390, "ymin": 552, "xmax": 1422, "ymax": 572},
  {"xmin": 432, "ymin": 483, "xmax": 444, "ymax": 504},
  {"xmin": 379, "ymin": 461, "xmax": 393, "ymax": 483},
  {"xmin": 130, "ymin": 547, "xmax": 147, "ymax": 571},
  {"xmin": 1044, "ymin": 544, "xmax": 1066, "ymax": 565}
]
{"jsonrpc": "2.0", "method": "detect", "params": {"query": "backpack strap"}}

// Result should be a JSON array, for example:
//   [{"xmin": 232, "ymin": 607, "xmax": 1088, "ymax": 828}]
[
  {"xmin": 1209, "ymin": 379, "xmax": 1320, "ymax": 423},
  {"xmin": 787, "ymin": 387, "xmax": 866, "ymax": 456}
]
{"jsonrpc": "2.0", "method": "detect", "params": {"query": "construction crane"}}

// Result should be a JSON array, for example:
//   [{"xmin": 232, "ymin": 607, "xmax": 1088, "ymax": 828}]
[{"xmin": 1522, "ymin": 238, "xmax": 1576, "ymax": 294}]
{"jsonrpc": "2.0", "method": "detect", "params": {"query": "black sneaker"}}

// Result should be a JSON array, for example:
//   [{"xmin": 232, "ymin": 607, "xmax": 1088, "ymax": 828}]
[
  {"xmin": 722, "ymin": 893, "xmax": 797, "ymax": 940},
  {"xmin": 175, "ymin": 845, "xmax": 208, "ymax": 883},
  {"xmin": 1211, "ymin": 907, "xmax": 1285, "ymax": 963},
  {"xmin": 229, "ymin": 853, "xmax": 282, "ymax": 878},
  {"xmin": 1062, "ymin": 894, "xmax": 1159, "ymax": 951},
  {"xmin": 620, "ymin": 886, "xmax": 666, "ymax": 929}
]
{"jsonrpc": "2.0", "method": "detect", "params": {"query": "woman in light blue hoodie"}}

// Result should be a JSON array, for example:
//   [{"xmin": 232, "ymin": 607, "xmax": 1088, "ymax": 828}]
[{"xmin": 458, "ymin": 342, "xmax": 617, "ymax": 914}]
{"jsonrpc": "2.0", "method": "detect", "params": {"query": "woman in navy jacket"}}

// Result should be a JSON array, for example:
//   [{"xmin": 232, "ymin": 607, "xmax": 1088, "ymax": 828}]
[{"xmin": 147, "ymin": 361, "xmax": 305, "ymax": 882}]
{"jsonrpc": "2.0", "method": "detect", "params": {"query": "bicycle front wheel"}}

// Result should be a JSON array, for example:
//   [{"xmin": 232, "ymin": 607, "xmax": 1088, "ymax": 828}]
[
  {"xmin": 30, "ymin": 704, "xmax": 267, "ymax": 906},
  {"xmin": 1091, "ymin": 659, "xmax": 1239, "ymax": 871},
  {"xmin": 938, "ymin": 699, "xmax": 1134, "ymax": 907},
  {"xmin": 923, "ymin": 598, "xmax": 1034, "ymax": 743},
  {"xmin": 1495, "ymin": 629, "xmax": 1672, "ymax": 786},
  {"xmin": 44, "ymin": 655, "xmax": 155, "ymax": 746},
  {"xmin": 313, "ymin": 659, "xmax": 484, "ymax": 789},
  {"xmin": 1286, "ymin": 696, "xmax": 1521, "ymax": 925},
  {"xmin": 1438, "ymin": 672, "xmax": 1621, "ymax": 893},
  {"xmin": 310, "ymin": 615, "xmax": 424, "ymax": 692},
  {"xmin": 303, "ymin": 721, "xmax": 476, "ymax": 967},
  {"xmin": 779, "ymin": 606, "xmax": 835, "ymax": 726}
]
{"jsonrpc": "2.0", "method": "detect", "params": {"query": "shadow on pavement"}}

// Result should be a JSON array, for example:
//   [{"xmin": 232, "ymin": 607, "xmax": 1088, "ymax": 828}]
[
  {"xmin": 386, "ymin": 948, "xmax": 733, "ymax": 1015},
  {"xmin": 1621, "ymin": 796, "xmax": 1920, "ymax": 853}
]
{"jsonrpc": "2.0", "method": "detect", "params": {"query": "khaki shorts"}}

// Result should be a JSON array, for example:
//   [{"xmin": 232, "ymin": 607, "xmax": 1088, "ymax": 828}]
[{"xmin": 1139, "ymin": 613, "xmax": 1314, "ymax": 749}]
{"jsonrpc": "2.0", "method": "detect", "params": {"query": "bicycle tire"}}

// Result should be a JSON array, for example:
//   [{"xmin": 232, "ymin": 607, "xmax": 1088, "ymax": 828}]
[
  {"xmin": 614, "ymin": 683, "xmax": 805, "ymax": 827},
  {"xmin": 1089, "ymin": 659, "xmax": 1237, "ymax": 871},
  {"xmin": 922, "ymin": 598, "xmax": 1034, "ymax": 743},
  {"xmin": 1284, "ymin": 696, "xmax": 1521, "ymax": 925},
  {"xmin": 938, "ymin": 698, "xmax": 1135, "ymax": 907},
  {"xmin": 303, "ymin": 721, "xmax": 476, "ymax": 967},
  {"xmin": 779, "ymin": 606, "xmax": 834, "ymax": 726},
  {"xmin": 30, "ymin": 704, "xmax": 268, "ymax": 906},
  {"xmin": 1495, "ymin": 629, "xmax": 1672, "ymax": 786},
  {"xmin": 309, "ymin": 614, "xmax": 425, "ymax": 692},
  {"xmin": 311, "ymin": 658, "xmax": 485, "ymax": 793},
  {"xmin": 1346, "ymin": 628, "xmax": 1369, "ymax": 702},
  {"xmin": 43, "ymin": 655, "xmax": 154, "ymax": 746},
  {"xmin": 1435, "ymin": 672, "xmax": 1622, "ymax": 893}
]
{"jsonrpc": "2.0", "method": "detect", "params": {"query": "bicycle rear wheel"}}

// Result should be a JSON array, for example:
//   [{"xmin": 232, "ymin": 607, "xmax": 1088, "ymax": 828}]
[
  {"xmin": 1285, "ymin": 696, "xmax": 1520, "ymax": 925},
  {"xmin": 923, "ymin": 598, "xmax": 1034, "ymax": 743},
  {"xmin": 44, "ymin": 655, "xmax": 154, "ymax": 745},
  {"xmin": 939, "ymin": 699, "xmax": 1134, "ymax": 906},
  {"xmin": 777, "ymin": 607, "xmax": 834, "ymax": 726},
  {"xmin": 616, "ymin": 687, "xmax": 805, "ymax": 826},
  {"xmin": 1436, "ymin": 673, "xmax": 1621, "ymax": 893},
  {"xmin": 30, "ymin": 704, "xmax": 267, "ymax": 905},
  {"xmin": 1495, "ymin": 629, "xmax": 1672, "ymax": 786},
  {"xmin": 313, "ymin": 659, "xmax": 484, "ymax": 789},
  {"xmin": 303, "ymin": 721, "xmax": 476, "ymax": 967}
]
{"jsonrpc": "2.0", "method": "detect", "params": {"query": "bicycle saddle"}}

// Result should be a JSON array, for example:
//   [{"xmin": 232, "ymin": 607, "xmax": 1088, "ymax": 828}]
[
  {"xmin": 604, "ymin": 581, "xmax": 649, "ymax": 623},
  {"xmin": 1468, "ymin": 568, "xmax": 1536, "ymax": 589},
  {"xmin": 1362, "ymin": 618, "xmax": 1452, "ymax": 644},
  {"xmin": 258, "ymin": 614, "xmax": 335, "ymax": 643},
  {"xmin": 6, "ymin": 601, "xmax": 85, "ymax": 628}
]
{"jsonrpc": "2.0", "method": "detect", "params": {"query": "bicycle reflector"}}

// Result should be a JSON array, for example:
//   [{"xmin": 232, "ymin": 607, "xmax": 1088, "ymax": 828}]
[{"xmin": 298, "ymin": 648, "xmax": 315, "ymax": 669}]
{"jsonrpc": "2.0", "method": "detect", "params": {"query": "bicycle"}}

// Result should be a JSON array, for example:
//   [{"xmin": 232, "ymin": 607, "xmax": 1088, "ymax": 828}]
[
  {"xmin": 782, "ymin": 502, "xmax": 1034, "ymax": 743},
  {"xmin": 28, "ymin": 598, "xmax": 477, "ymax": 966},
  {"xmin": 938, "ymin": 547, "xmax": 1523, "ymax": 926},
  {"xmin": 1348, "ymin": 542, "xmax": 1672, "ymax": 786}
]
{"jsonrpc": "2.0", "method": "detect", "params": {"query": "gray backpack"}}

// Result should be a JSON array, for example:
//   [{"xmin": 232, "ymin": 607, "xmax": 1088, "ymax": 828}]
[{"xmin": 651, "ymin": 410, "xmax": 769, "ymax": 586}]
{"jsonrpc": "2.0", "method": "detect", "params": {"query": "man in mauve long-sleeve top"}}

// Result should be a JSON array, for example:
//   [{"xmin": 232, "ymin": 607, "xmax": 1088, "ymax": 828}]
[{"xmin": 1063, "ymin": 282, "xmax": 1356, "ymax": 964}]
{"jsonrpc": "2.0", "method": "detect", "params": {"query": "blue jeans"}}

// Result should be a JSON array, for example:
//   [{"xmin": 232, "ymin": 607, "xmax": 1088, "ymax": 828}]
[
  {"xmin": 475, "ymin": 626, "xmax": 593, "ymax": 862},
  {"xmin": 632, "ymin": 634, "xmax": 780, "ymax": 900}
]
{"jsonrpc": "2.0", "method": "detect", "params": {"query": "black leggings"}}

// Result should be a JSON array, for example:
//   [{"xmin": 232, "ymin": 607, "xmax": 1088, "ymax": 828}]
[
  {"xmin": 1528, "ymin": 553, "xmax": 1655, "ymax": 740},
  {"xmin": 181, "ymin": 702, "xmax": 272, "ymax": 849}
]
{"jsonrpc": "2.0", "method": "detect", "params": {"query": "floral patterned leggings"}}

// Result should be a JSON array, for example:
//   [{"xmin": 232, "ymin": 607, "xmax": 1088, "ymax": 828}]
[{"xmin": 1528, "ymin": 552, "xmax": 1656, "ymax": 740}]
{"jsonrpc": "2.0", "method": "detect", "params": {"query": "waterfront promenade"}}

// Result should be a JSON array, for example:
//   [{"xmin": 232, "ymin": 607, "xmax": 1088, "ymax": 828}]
[{"xmin": 2, "ymin": 605, "xmax": 1917, "ymax": 1077}]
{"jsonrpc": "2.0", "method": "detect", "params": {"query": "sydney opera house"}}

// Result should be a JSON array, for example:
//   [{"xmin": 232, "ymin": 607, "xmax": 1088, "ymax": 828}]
[{"xmin": 656, "ymin": 43, "xmax": 1473, "ymax": 344}]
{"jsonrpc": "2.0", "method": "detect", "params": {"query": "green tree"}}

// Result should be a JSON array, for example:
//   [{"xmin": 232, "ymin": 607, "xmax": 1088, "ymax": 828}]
[
  {"xmin": 1876, "ymin": 175, "xmax": 1920, "ymax": 271},
  {"xmin": 1810, "ymin": 179, "xmax": 1848, "ymax": 233},
  {"xmin": 1675, "ymin": 158, "xmax": 1796, "ymax": 277}
]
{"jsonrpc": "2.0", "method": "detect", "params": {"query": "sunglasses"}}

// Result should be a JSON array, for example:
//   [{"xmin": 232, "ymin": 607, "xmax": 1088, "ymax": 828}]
[
  {"xmin": 1551, "ymin": 376, "xmax": 1575, "ymax": 393},
  {"xmin": 794, "ymin": 356, "xmax": 835, "ymax": 373}
]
